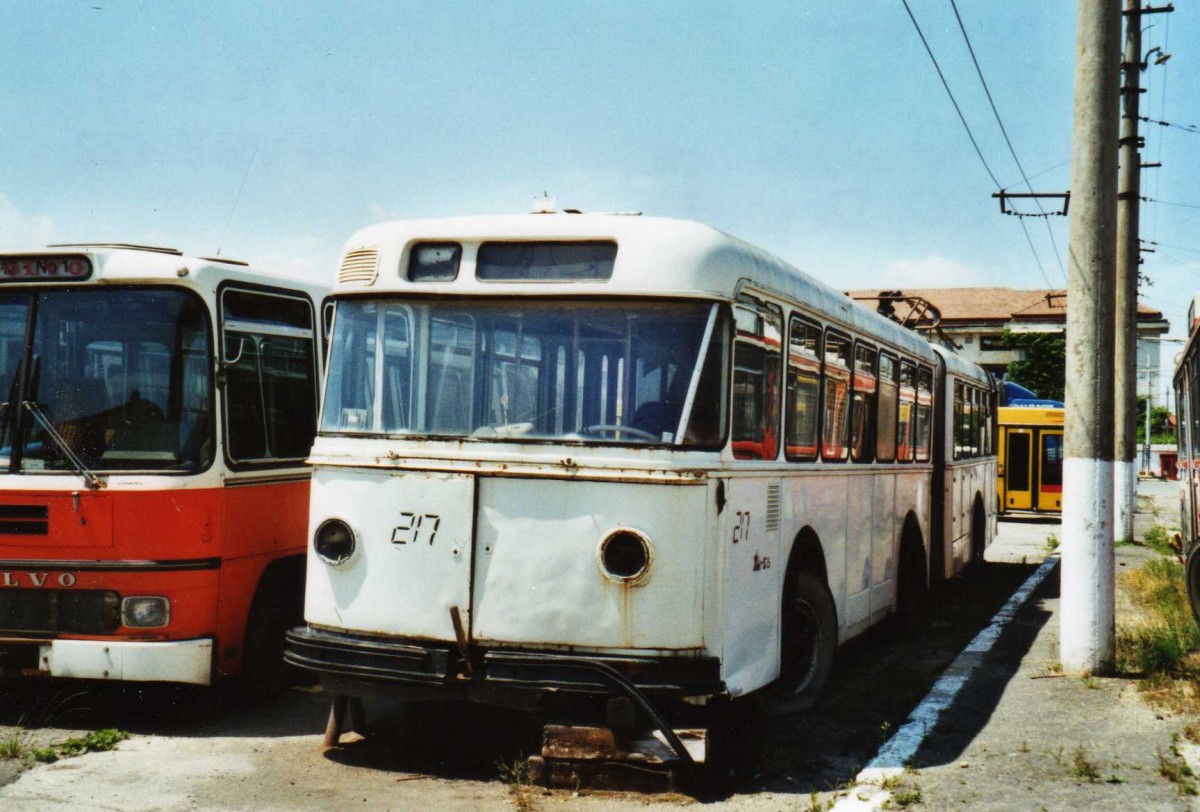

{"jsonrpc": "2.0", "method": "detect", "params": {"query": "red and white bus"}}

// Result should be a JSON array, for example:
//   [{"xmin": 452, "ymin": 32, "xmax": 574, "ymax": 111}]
[{"xmin": 0, "ymin": 244, "xmax": 325, "ymax": 688}]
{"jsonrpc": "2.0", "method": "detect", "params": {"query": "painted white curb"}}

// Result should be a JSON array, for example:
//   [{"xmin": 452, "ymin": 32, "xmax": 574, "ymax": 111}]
[{"xmin": 830, "ymin": 554, "xmax": 1060, "ymax": 812}]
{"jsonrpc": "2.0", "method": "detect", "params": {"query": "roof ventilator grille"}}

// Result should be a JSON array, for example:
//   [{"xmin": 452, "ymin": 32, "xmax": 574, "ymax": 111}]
[
  {"xmin": 339, "ymin": 248, "xmax": 380, "ymax": 286},
  {"xmin": 766, "ymin": 483, "xmax": 782, "ymax": 532}
]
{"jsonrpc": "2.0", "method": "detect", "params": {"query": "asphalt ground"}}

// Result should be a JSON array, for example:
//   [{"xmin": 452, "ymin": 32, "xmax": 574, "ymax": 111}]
[
  {"xmin": 842, "ymin": 478, "xmax": 1198, "ymax": 811},
  {"xmin": 0, "ymin": 480, "xmax": 1190, "ymax": 810}
]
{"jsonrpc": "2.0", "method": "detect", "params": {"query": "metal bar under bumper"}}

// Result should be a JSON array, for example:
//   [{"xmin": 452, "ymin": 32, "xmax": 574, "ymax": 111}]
[
  {"xmin": 285, "ymin": 626, "xmax": 721, "ymax": 696},
  {"xmin": 285, "ymin": 626, "xmax": 451, "ymax": 685}
]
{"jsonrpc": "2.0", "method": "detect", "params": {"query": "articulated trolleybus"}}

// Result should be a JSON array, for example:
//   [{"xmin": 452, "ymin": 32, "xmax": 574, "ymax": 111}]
[
  {"xmin": 0, "ymin": 245, "xmax": 324, "ymax": 688},
  {"xmin": 288, "ymin": 215, "xmax": 996, "ymax": 744}
]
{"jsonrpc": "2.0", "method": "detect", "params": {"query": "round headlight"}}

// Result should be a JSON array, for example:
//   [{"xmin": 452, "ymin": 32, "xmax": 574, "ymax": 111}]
[
  {"xmin": 314, "ymin": 518, "xmax": 356, "ymax": 566},
  {"xmin": 599, "ymin": 529, "xmax": 652, "ymax": 584}
]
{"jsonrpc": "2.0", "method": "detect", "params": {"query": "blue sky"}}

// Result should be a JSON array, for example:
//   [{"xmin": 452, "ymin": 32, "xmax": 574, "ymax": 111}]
[{"xmin": 2, "ymin": 1, "xmax": 1198, "ymax": 391}]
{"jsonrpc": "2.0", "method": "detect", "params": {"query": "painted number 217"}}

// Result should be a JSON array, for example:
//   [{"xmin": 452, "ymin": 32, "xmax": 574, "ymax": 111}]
[
  {"xmin": 732, "ymin": 511, "xmax": 752, "ymax": 544},
  {"xmin": 391, "ymin": 513, "xmax": 442, "ymax": 546}
]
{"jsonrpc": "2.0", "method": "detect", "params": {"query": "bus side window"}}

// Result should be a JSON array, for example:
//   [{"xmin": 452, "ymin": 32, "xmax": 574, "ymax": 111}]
[
  {"xmin": 915, "ymin": 366, "xmax": 933, "ymax": 462},
  {"xmin": 850, "ymin": 343, "xmax": 876, "ymax": 462},
  {"xmin": 731, "ymin": 296, "xmax": 782, "ymax": 461},
  {"xmin": 220, "ymin": 288, "xmax": 318, "ymax": 465},
  {"xmin": 876, "ymin": 352, "xmax": 898, "ymax": 463},
  {"xmin": 822, "ymin": 331, "xmax": 851, "ymax": 461},
  {"xmin": 785, "ymin": 315, "xmax": 822, "ymax": 461},
  {"xmin": 953, "ymin": 382, "xmax": 965, "ymax": 460},
  {"xmin": 897, "ymin": 360, "xmax": 917, "ymax": 462}
]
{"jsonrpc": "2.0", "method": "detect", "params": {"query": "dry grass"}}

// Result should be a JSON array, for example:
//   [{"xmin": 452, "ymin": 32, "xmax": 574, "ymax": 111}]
[{"xmin": 1117, "ymin": 560, "xmax": 1200, "ymax": 684}]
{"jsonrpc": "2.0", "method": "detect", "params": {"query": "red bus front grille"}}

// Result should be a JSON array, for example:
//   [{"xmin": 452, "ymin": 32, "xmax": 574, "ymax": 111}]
[{"xmin": 0, "ymin": 589, "xmax": 119, "ymax": 634}]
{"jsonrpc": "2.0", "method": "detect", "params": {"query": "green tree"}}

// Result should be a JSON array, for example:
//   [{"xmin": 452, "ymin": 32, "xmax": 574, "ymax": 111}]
[
  {"xmin": 1003, "ymin": 329, "xmax": 1066, "ymax": 402},
  {"xmin": 1135, "ymin": 395, "xmax": 1175, "ymax": 444}
]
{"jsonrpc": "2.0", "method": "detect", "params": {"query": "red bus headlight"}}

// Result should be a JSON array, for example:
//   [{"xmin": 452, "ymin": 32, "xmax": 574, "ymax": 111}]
[{"xmin": 121, "ymin": 596, "xmax": 170, "ymax": 628}]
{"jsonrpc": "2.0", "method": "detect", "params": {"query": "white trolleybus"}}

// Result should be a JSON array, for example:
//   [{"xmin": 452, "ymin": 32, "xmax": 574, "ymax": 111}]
[
  {"xmin": 0, "ymin": 245, "xmax": 325, "ymax": 689},
  {"xmin": 287, "ymin": 215, "xmax": 996, "ymax": 762}
]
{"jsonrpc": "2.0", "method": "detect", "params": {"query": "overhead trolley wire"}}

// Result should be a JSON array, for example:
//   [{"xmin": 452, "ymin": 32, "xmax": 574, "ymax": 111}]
[
  {"xmin": 948, "ymin": 0, "xmax": 1067, "ymax": 283},
  {"xmin": 1140, "ymin": 115, "xmax": 1200, "ymax": 136},
  {"xmin": 1142, "ymin": 197, "xmax": 1200, "ymax": 211},
  {"xmin": 899, "ymin": 0, "xmax": 1054, "ymax": 289}
]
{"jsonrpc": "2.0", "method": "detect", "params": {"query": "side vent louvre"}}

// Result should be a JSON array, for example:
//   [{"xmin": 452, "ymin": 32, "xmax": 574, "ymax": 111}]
[
  {"xmin": 0, "ymin": 504, "xmax": 48, "ymax": 535},
  {"xmin": 339, "ymin": 248, "xmax": 380, "ymax": 286},
  {"xmin": 766, "ymin": 483, "xmax": 781, "ymax": 532}
]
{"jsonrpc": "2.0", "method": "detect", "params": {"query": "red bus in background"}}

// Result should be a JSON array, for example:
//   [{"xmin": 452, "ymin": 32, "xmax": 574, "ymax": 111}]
[{"xmin": 0, "ymin": 244, "xmax": 325, "ymax": 689}]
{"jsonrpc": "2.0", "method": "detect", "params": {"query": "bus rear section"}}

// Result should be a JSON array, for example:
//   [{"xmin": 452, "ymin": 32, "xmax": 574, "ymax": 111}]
[
  {"xmin": 0, "ymin": 246, "xmax": 324, "ymax": 687},
  {"xmin": 997, "ymin": 405, "xmax": 1064, "ymax": 516}
]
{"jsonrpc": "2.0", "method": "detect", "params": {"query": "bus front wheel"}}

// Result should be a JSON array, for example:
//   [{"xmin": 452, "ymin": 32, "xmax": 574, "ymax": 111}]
[{"xmin": 758, "ymin": 570, "xmax": 836, "ymax": 714}]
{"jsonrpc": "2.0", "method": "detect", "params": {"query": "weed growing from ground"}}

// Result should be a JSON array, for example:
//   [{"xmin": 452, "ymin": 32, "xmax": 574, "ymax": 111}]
[
  {"xmin": 1072, "ymin": 745, "xmax": 1101, "ymax": 782},
  {"xmin": 887, "ymin": 788, "xmax": 922, "ymax": 808},
  {"xmin": 1117, "ymin": 559, "xmax": 1200, "ymax": 680},
  {"xmin": 0, "ymin": 727, "xmax": 128, "ymax": 765},
  {"xmin": 1157, "ymin": 745, "xmax": 1199, "ymax": 796},
  {"xmin": 1045, "ymin": 534, "xmax": 1060, "ymax": 553},
  {"xmin": 1144, "ymin": 525, "xmax": 1178, "ymax": 558},
  {"xmin": 54, "ymin": 728, "xmax": 129, "ymax": 757},
  {"xmin": 0, "ymin": 732, "xmax": 26, "ymax": 760},
  {"xmin": 496, "ymin": 755, "xmax": 536, "ymax": 812}
]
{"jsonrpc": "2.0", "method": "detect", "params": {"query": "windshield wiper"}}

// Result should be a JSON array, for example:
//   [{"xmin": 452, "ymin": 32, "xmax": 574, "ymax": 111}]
[{"xmin": 22, "ymin": 401, "xmax": 104, "ymax": 490}]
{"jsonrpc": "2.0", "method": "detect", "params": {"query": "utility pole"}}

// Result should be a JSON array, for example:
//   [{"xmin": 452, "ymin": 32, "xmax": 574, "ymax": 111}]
[
  {"xmin": 1114, "ymin": 0, "xmax": 1142, "ymax": 543},
  {"xmin": 1061, "ymin": 0, "xmax": 1121, "ymax": 674},
  {"xmin": 1116, "ymin": 1, "xmax": 1174, "ymax": 541}
]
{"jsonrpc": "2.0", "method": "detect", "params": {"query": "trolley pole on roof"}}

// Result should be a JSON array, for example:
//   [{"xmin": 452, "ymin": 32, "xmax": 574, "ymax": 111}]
[
  {"xmin": 1114, "ymin": 0, "xmax": 1143, "ymax": 543},
  {"xmin": 1061, "ymin": 0, "xmax": 1121, "ymax": 674}
]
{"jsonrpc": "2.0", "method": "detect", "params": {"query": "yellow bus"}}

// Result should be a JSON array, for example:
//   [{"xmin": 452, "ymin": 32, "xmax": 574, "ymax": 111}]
[{"xmin": 997, "ymin": 404, "xmax": 1064, "ymax": 515}]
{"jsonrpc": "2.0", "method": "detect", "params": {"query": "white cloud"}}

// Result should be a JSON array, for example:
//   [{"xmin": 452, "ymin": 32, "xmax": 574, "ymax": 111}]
[
  {"xmin": 875, "ymin": 255, "xmax": 994, "ymax": 289},
  {"xmin": 229, "ymin": 234, "xmax": 340, "ymax": 285},
  {"xmin": 0, "ymin": 193, "xmax": 55, "ymax": 247}
]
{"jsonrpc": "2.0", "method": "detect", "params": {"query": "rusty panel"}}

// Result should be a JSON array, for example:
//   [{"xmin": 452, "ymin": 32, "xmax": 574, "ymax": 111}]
[{"xmin": 471, "ymin": 478, "xmax": 706, "ymax": 652}]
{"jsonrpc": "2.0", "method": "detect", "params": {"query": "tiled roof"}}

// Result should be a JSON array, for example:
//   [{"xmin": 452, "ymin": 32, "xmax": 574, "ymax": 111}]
[{"xmin": 845, "ymin": 287, "xmax": 1163, "ymax": 324}]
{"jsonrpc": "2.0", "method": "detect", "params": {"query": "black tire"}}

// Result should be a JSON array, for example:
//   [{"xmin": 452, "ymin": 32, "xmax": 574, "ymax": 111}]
[
  {"xmin": 242, "ymin": 589, "xmax": 301, "ymax": 696},
  {"xmin": 757, "ymin": 570, "xmax": 836, "ymax": 714},
  {"xmin": 967, "ymin": 497, "xmax": 987, "ymax": 574},
  {"xmin": 1187, "ymin": 551, "xmax": 1200, "ymax": 627},
  {"xmin": 895, "ymin": 541, "xmax": 928, "ymax": 633}
]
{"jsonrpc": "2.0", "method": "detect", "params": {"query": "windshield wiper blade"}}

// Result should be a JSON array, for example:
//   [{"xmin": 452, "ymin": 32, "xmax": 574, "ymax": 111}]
[{"xmin": 22, "ymin": 401, "xmax": 104, "ymax": 490}]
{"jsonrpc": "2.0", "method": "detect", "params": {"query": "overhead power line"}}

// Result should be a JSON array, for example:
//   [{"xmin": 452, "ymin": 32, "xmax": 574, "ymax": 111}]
[
  {"xmin": 947, "ymin": 0, "xmax": 1067, "ymax": 282},
  {"xmin": 1142, "ymin": 197, "xmax": 1200, "ymax": 211},
  {"xmin": 898, "ymin": 0, "xmax": 1054, "ymax": 289},
  {"xmin": 1140, "ymin": 115, "xmax": 1200, "ymax": 136}
]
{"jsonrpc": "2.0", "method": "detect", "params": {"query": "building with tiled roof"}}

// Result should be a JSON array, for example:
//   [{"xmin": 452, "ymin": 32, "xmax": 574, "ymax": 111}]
[{"xmin": 845, "ymin": 287, "xmax": 1169, "ymax": 397}]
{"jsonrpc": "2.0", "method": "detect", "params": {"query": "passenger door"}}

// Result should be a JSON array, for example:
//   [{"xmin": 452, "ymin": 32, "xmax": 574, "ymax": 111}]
[{"xmin": 1004, "ymin": 429, "xmax": 1034, "ymax": 511}]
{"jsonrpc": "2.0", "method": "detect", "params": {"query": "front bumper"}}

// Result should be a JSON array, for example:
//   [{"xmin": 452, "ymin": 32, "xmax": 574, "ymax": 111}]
[
  {"xmin": 285, "ymin": 626, "xmax": 721, "ymax": 698},
  {"xmin": 0, "ymin": 637, "xmax": 214, "ymax": 685}
]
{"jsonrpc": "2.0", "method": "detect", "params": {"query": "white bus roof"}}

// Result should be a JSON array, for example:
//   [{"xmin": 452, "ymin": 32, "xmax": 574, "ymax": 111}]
[
  {"xmin": 335, "ymin": 213, "xmax": 935, "ymax": 361},
  {"xmin": 0, "ymin": 244, "xmax": 328, "ymax": 298}
]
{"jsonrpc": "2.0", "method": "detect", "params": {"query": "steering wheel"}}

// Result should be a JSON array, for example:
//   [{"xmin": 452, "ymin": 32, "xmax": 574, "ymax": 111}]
[{"xmin": 584, "ymin": 424, "xmax": 660, "ymax": 442}]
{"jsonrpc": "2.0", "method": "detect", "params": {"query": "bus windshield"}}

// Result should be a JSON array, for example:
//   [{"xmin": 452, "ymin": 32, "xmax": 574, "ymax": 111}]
[
  {"xmin": 321, "ymin": 298, "xmax": 726, "ymax": 447},
  {"xmin": 0, "ymin": 288, "xmax": 213, "ymax": 473}
]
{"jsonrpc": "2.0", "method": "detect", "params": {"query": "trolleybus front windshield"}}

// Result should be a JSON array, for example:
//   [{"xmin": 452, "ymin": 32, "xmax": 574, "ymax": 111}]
[
  {"xmin": 0, "ymin": 288, "xmax": 213, "ymax": 473},
  {"xmin": 321, "ymin": 299, "xmax": 725, "ymax": 446}
]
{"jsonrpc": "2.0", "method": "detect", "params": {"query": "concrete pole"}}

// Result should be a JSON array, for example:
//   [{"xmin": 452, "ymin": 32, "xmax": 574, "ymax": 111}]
[
  {"xmin": 1061, "ymin": 0, "xmax": 1120, "ymax": 674},
  {"xmin": 1114, "ymin": 0, "xmax": 1141, "ymax": 542}
]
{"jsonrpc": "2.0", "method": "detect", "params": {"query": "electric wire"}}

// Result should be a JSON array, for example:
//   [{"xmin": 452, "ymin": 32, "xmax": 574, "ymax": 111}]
[
  {"xmin": 948, "ymin": 0, "xmax": 1066, "ymax": 282},
  {"xmin": 899, "ymin": 0, "xmax": 1053, "ymax": 289},
  {"xmin": 1142, "ymin": 197, "xmax": 1200, "ymax": 211},
  {"xmin": 1142, "ymin": 239, "xmax": 1200, "ymax": 255},
  {"xmin": 1140, "ymin": 116, "xmax": 1200, "ymax": 136},
  {"xmin": 1001, "ymin": 158, "xmax": 1071, "ymax": 190}
]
